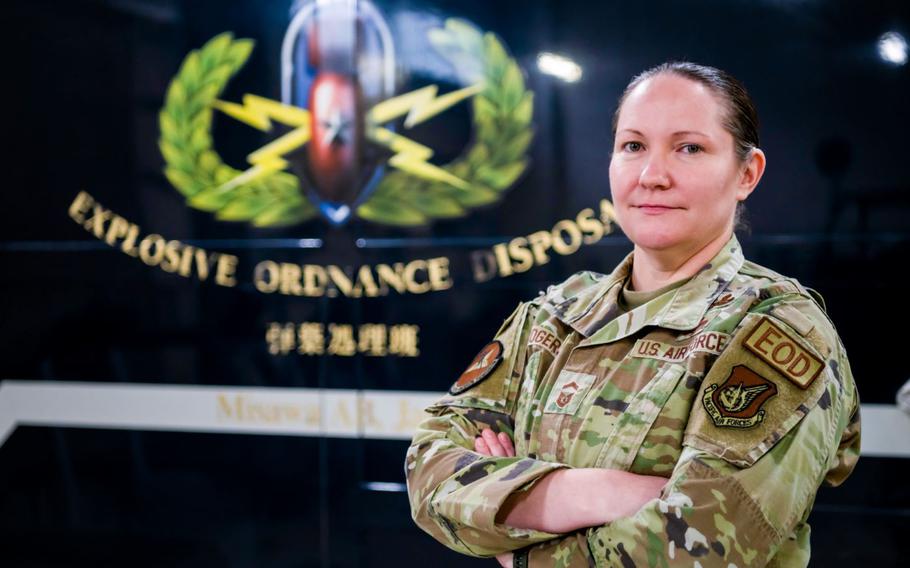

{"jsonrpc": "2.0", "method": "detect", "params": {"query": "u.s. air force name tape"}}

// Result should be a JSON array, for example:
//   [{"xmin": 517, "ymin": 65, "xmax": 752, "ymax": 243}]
[{"xmin": 0, "ymin": 380, "xmax": 907, "ymax": 458}]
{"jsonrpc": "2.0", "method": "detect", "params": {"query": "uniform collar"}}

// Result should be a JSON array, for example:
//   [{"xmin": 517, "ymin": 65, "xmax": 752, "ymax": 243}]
[{"xmin": 566, "ymin": 234, "xmax": 744, "ymax": 345}]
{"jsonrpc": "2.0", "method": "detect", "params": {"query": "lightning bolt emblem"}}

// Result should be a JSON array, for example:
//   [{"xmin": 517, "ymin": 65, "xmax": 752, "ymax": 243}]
[
  {"xmin": 366, "ymin": 83, "xmax": 483, "ymax": 186},
  {"xmin": 207, "ymin": 95, "xmax": 312, "ymax": 198},
  {"xmin": 368, "ymin": 83, "xmax": 484, "ymax": 128},
  {"xmin": 211, "ymin": 82, "xmax": 483, "ymax": 197}
]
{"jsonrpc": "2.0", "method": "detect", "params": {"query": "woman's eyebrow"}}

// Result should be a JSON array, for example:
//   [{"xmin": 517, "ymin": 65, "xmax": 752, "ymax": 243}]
[
  {"xmin": 617, "ymin": 129, "xmax": 710, "ymax": 137},
  {"xmin": 671, "ymin": 130, "xmax": 709, "ymax": 138}
]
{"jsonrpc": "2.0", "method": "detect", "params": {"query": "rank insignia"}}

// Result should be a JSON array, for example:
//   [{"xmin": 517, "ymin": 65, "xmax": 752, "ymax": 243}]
[
  {"xmin": 450, "ymin": 341, "xmax": 504, "ymax": 395},
  {"xmin": 703, "ymin": 365, "xmax": 778, "ymax": 428},
  {"xmin": 555, "ymin": 381, "xmax": 580, "ymax": 408},
  {"xmin": 543, "ymin": 371, "xmax": 596, "ymax": 415}
]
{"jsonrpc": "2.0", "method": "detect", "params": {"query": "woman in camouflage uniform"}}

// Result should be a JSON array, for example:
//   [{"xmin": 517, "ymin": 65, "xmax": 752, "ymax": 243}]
[{"xmin": 405, "ymin": 62, "xmax": 861, "ymax": 567}]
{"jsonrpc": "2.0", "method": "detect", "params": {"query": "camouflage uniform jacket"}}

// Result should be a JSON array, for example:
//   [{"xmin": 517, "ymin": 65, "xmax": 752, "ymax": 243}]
[{"xmin": 405, "ymin": 235, "xmax": 861, "ymax": 567}]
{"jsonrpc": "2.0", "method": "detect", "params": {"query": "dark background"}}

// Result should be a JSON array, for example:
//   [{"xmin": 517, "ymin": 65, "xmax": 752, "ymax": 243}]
[{"xmin": 2, "ymin": 0, "xmax": 908, "ymax": 565}]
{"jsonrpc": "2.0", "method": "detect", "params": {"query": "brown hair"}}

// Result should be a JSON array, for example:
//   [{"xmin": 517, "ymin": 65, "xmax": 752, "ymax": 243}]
[{"xmin": 611, "ymin": 62, "xmax": 761, "ymax": 230}]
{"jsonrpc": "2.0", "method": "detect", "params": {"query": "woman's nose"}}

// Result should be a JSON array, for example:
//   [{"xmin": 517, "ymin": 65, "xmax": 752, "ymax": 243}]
[{"xmin": 638, "ymin": 154, "xmax": 672, "ymax": 190}]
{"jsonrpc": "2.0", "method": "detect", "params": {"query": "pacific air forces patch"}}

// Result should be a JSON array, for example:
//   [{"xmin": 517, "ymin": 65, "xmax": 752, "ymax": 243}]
[
  {"xmin": 703, "ymin": 365, "xmax": 778, "ymax": 428},
  {"xmin": 450, "ymin": 340, "xmax": 504, "ymax": 395}
]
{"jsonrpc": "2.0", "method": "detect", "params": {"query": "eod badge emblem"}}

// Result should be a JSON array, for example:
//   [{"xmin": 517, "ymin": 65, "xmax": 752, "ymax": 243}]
[{"xmin": 158, "ymin": 0, "xmax": 534, "ymax": 227}]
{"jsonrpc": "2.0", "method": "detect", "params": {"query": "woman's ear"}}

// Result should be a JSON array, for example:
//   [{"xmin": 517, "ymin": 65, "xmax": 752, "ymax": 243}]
[{"xmin": 736, "ymin": 148, "xmax": 766, "ymax": 201}]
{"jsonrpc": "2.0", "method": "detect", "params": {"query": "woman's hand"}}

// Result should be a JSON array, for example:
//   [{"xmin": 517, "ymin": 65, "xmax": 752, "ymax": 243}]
[
  {"xmin": 495, "ymin": 552, "xmax": 514, "ymax": 568},
  {"xmin": 474, "ymin": 427, "xmax": 516, "ymax": 457}
]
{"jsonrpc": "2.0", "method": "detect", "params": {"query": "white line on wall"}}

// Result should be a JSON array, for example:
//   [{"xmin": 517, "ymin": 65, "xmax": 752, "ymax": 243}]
[{"xmin": 0, "ymin": 381, "xmax": 906, "ymax": 458}]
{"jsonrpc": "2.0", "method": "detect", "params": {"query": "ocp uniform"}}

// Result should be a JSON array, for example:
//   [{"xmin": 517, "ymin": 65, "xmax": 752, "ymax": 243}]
[{"xmin": 405, "ymin": 235, "xmax": 861, "ymax": 567}]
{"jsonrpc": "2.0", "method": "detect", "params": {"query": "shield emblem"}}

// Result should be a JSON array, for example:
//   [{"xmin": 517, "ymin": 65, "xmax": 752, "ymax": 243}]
[
  {"xmin": 702, "ymin": 365, "xmax": 778, "ymax": 428},
  {"xmin": 281, "ymin": 0, "xmax": 396, "ymax": 225},
  {"xmin": 161, "ymin": 8, "xmax": 532, "ymax": 228}
]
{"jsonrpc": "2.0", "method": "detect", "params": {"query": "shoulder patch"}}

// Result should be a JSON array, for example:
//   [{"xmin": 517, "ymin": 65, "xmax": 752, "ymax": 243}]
[
  {"xmin": 684, "ymin": 313, "xmax": 829, "ymax": 467},
  {"xmin": 743, "ymin": 318, "xmax": 823, "ymax": 389},
  {"xmin": 702, "ymin": 365, "xmax": 777, "ymax": 428},
  {"xmin": 449, "ymin": 341, "xmax": 504, "ymax": 395}
]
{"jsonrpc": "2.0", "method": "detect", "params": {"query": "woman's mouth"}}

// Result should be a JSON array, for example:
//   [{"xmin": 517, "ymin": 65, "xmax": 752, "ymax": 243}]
[{"xmin": 635, "ymin": 205, "xmax": 681, "ymax": 214}]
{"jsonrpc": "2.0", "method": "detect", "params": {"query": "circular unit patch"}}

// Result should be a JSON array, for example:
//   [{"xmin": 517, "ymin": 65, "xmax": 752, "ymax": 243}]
[{"xmin": 449, "ymin": 340, "xmax": 504, "ymax": 395}]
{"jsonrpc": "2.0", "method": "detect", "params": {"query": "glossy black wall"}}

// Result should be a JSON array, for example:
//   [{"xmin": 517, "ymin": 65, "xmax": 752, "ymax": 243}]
[{"xmin": 2, "ymin": 0, "xmax": 908, "ymax": 566}]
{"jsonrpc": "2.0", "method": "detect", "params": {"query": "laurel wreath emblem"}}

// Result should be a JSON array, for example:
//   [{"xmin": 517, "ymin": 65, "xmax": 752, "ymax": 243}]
[{"xmin": 158, "ymin": 19, "xmax": 533, "ymax": 227}]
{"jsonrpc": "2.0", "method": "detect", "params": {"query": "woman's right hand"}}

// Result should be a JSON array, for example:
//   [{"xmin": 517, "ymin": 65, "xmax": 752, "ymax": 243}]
[{"xmin": 474, "ymin": 427, "xmax": 516, "ymax": 457}]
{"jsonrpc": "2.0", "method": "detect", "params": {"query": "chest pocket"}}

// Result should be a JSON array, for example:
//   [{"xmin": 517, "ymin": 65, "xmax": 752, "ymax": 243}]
[{"xmin": 592, "ymin": 363, "xmax": 688, "ymax": 471}]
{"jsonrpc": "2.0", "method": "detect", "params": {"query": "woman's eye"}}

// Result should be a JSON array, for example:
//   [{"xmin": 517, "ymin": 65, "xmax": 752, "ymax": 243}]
[
  {"xmin": 681, "ymin": 143, "xmax": 703, "ymax": 154},
  {"xmin": 622, "ymin": 141, "xmax": 643, "ymax": 152}
]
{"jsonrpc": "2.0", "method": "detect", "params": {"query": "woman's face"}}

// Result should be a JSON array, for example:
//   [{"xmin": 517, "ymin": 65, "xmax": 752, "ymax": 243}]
[{"xmin": 609, "ymin": 73, "xmax": 760, "ymax": 257}]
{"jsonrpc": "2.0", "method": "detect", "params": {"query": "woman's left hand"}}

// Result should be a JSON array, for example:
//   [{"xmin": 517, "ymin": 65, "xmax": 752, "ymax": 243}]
[{"xmin": 495, "ymin": 552, "xmax": 514, "ymax": 567}]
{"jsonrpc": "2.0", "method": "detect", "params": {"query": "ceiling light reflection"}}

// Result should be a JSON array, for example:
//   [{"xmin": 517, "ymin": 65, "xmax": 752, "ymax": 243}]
[
  {"xmin": 878, "ymin": 31, "xmax": 908, "ymax": 66},
  {"xmin": 537, "ymin": 52, "xmax": 583, "ymax": 83}
]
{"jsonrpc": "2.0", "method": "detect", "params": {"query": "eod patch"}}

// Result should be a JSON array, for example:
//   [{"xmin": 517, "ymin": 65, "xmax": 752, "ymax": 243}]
[{"xmin": 743, "ymin": 319, "xmax": 824, "ymax": 389}]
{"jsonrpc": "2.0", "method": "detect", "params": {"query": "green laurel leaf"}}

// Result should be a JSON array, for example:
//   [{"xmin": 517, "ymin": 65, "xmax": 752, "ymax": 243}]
[
  {"xmin": 454, "ymin": 185, "xmax": 499, "ymax": 207},
  {"xmin": 217, "ymin": 194, "xmax": 280, "ymax": 221},
  {"xmin": 253, "ymin": 200, "xmax": 311, "ymax": 227},
  {"xmin": 159, "ymin": 33, "xmax": 317, "ymax": 226},
  {"xmin": 358, "ymin": 18, "xmax": 534, "ymax": 226},
  {"xmin": 357, "ymin": 196, "xmax": 428, "ymax": 226},
  {"xmin": 514, "ymin": 92, "xmax": 534, "ymax": 124},
  {"xmin": 476, "ymin": 160, "xmax": 527, "ymax": 190}
]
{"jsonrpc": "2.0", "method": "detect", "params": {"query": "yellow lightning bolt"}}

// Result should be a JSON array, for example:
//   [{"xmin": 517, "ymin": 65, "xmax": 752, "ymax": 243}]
[
  {"xmin": 368, "ymin": 83, "xmax": 484, "ymax": 128},
  {"xmin": 367, "ymin": 82, "xmax": 484, "ymax": 187},
  {"xmin": 209, "ymin": 82, "xmax": 483, "ymax": 196},
  {"xmin": 213, "ymin": 94, "xmax": 309, "ymax": 131},
  {"xmin": 207, "ymin": 95, "xmax": 311, "ymax": 197},
  {"xmin": 370, "ymin": 127, "xmax": 469, "ymax": 189}
]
